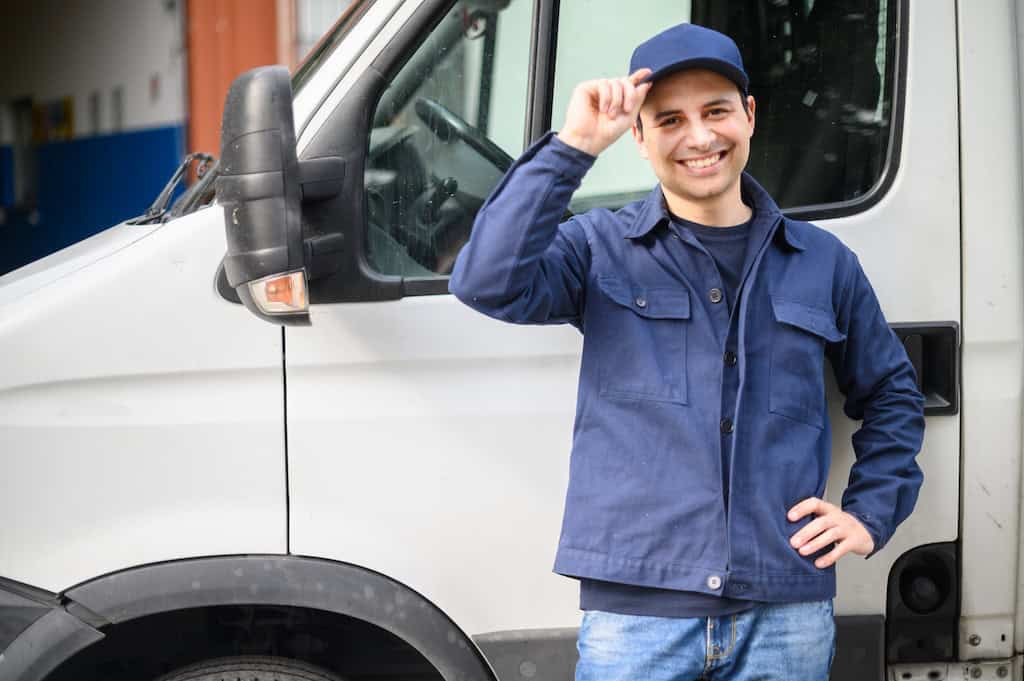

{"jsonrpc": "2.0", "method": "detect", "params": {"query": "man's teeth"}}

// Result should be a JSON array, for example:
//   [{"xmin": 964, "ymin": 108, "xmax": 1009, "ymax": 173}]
[{"xmin": 684, "ymin": 153, "xmax": 722, "ymax": 169}]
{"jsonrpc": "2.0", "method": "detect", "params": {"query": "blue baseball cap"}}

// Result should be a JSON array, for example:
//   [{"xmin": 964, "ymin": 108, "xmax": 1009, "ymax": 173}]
[{"xmin": 629, "ymin": 23, "xmax": 749, "ymax": 95}]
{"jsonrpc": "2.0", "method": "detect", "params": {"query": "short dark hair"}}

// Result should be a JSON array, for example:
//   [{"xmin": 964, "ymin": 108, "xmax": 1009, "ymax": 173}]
[{"xmin": 635, "ymin": 85, "xmax": 749, "ymax": 139}]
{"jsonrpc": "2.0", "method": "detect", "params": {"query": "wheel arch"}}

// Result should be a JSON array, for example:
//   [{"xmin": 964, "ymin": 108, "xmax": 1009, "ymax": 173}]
[{"xmin": 3, "ymin": 555, "xmax": 497, "ymax": 681}]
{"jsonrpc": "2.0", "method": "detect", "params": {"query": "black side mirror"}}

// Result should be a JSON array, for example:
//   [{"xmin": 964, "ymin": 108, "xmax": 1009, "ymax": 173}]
[{"xmin": 218, "ymin": 65, "xmax": 309, "ymax": 326}]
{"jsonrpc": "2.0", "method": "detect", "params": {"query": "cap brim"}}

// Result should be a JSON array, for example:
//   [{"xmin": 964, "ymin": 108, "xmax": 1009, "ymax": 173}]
[{"xmin": 640, "ymin": 57, "xmax": 748, "ymax": 94}]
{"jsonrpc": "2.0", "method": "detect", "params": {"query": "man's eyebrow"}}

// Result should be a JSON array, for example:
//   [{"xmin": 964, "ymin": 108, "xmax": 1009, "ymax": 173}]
[{"xmin": 653, "ymin": 99, "xmax": 736, "ymax": 121}]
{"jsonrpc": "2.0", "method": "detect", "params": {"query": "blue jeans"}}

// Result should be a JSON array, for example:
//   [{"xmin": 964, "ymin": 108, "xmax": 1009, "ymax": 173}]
[{"xmin": 576, "ymin": 600, "xmax": 836, "ymax": 681}]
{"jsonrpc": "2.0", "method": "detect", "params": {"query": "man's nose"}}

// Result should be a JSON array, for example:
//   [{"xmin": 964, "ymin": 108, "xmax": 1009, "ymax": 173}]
[{"xmin": 683, "ymin": 121, "xmax": 715, "ymax": 151}]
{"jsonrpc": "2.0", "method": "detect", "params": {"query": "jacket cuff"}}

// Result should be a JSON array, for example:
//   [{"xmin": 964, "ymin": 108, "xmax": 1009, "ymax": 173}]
[
  {"xmin": 537, "ymin": 131, "xmax": 597, "ymax": 180},
  {"xmin": 843, "ymin": 508, "xmax": 887, "ymax": 559}
]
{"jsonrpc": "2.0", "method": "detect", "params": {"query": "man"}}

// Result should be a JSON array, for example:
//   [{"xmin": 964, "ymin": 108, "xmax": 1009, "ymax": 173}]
[{"xmin": 449, "ymin": 23, "xmax": 924, "ymax": 681}]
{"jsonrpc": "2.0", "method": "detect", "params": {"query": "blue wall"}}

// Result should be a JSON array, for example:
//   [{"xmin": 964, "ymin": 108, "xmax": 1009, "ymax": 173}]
[{"xmin": 0, "ymin": 124, "xmax": 185, "ymax": 276}]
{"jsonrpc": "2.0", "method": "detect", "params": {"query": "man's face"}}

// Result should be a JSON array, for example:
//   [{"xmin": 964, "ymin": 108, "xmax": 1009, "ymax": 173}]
[{"xmin": 632, "ymin": 69, "xmax": 755, "ymax": 210}]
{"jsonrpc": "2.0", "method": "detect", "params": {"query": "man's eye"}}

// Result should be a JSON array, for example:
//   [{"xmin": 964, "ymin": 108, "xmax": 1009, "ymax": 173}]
[
  {"xmin": 707, "ymin": 108, "xmax": 728, "ymax": 117},
  {"xmin": 659, "ymin": 116, "xmax": 680, "ymax": 126}
]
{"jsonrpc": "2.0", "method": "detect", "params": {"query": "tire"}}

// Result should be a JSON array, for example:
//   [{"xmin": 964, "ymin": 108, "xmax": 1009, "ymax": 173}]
[{"xmin": 155, "ymin": 655, "xmax": 348, "ymax": 681}]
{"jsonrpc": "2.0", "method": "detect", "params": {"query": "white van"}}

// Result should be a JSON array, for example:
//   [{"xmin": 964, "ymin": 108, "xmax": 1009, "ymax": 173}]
[{"xmin": 0, "ymin": 1, "xmax": 1013, "ymax": 679}]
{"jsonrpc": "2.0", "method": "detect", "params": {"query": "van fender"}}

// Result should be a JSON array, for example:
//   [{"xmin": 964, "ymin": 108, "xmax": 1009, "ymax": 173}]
[{"xmin": 4, "ymin": 555, "xmax": 496, "ymax": 681}]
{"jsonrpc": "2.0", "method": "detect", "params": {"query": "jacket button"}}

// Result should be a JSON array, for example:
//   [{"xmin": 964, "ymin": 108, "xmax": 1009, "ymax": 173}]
[
  {"xmin": 635, "ymin": 296, "xmax": 647, "ymax": 308},
  {"xmin": 723, "ymin": 351, "xmax": 737, "ymax": 366},
  {"xmin": 707, "ymin": 575, "xmax": 722, "ymax": 589},
  {"xmin": 709, "ymin": 288, "xmax": 723, "ymax": 304},
  {"xmin": 720, "ymin": 418, "xmax": 734, "ymax": 434}
]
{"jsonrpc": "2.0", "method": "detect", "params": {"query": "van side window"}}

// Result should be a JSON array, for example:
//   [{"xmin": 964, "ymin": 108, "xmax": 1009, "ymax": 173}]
[
  {"xmin": 364, "ymin": 0, "xmax": 530, "ymax": 277},
  {"xmin": 552, "ymin": 0, "xmax": 898, "ymax": 213}
]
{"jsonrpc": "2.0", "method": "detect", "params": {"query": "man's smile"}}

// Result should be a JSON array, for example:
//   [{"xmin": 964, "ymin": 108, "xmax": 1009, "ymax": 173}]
[{"xmin": 678, "ymin": 149, "xmax": 729, "ymax": 173}]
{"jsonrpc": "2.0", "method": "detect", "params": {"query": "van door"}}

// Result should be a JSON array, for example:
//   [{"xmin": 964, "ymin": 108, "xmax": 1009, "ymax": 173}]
[
  {"xmin": 287, "ymin": 0, "xmax": 585, "ymax": 638},
  {"xmin": 285, "ymin": 0, "xmax": 961, "ymax": 678}
]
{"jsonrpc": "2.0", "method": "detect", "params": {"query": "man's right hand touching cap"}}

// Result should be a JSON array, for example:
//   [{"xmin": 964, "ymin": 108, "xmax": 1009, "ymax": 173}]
[{"xmin": 556, "ymin": 69, "xmax": 652, "ymax": 157}]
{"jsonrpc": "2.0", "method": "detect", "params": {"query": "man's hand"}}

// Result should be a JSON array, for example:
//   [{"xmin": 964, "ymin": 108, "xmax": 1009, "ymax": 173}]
[
  {"xmin": 788, "ymin": 497, "xmax": 875, "ymax": 568},
  {"xmin": 557, "ymin": 69, "xmax": 653, "ymax": 157}
]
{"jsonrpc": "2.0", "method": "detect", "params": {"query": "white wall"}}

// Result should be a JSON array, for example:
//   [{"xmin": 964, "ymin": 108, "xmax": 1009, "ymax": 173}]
[{"xmin": 0, "ymin": 0, "xmax": 187, "ymax": 140}]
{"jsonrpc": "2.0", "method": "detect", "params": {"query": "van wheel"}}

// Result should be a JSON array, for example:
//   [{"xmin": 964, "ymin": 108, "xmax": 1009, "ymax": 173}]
[{"xmin": 155, "ymin": 655, "xmax": 348, "ymax": 681}]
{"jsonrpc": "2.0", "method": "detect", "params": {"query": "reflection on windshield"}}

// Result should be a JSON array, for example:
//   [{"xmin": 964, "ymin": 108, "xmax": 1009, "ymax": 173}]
[{"xmin": 291, "ymin": 0, "xmax": 377, "ymax": 95}]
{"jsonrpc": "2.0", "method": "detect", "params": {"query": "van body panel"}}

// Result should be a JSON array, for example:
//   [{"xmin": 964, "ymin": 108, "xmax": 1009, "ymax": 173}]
[
  {"xmin": 288, "ymin": 302, "xmax": 582, "ymax": 634},
  {"xmin": 0, "ymin": 208, "xmax": 286, "ymax": 591},
  {"xmin": 0, "ymin": 223, "xmax": 159, "ymax": 306},
  {"xmin": 957, "ymin": 0, "xmax": 1024, "ymax": 660}
]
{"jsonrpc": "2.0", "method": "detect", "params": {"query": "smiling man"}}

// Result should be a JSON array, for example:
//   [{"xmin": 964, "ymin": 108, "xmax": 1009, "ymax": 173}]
[{"xmin": 449, "ymin": 23, "xmax": 924, "ymax": 681}]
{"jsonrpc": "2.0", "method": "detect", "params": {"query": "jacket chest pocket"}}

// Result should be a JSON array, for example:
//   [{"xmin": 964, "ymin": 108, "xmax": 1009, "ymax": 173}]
[
  {"xmin": 769, "ymin": 297, "xmax": 846, "ymax": 428},
  {"xmin": 593, "ymin": 275, "xmax": 691, "ymax": 405}
]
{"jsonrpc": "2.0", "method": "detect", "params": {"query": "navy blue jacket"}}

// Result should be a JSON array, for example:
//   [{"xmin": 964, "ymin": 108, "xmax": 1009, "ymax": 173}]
[{"xmin": 449, "ymin": 133, "xmax": 925, "ymax": 602}]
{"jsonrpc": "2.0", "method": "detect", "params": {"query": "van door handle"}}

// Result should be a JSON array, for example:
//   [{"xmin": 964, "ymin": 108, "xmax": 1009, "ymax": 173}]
[{"xmin": 891, "ymin": 323, "xmax": 959, "ymax": 415}]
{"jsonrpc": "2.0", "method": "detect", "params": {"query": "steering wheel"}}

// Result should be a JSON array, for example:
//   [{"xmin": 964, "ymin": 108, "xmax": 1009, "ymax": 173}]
[{"xmin": 414, "ymin": 97, "xmax": 513, "ymax": 172}]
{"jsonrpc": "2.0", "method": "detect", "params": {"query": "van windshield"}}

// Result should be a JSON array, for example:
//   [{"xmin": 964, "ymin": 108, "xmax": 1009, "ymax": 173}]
[{"xmin": 291, "ymin": 0, "xmax": 378, "ymax": 95}]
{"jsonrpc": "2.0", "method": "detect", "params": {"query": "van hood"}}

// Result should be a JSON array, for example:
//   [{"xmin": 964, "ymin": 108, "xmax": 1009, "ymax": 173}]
[{"xmin": 0, "ymin": 221, "xmax": 160, "ymax": 306}]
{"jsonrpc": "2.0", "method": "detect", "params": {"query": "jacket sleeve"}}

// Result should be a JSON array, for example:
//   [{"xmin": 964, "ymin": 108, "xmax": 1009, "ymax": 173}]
[
  {"xmin": 448, "ymin": 132, "xmax": 595, "ymax": 326},
  {"xmin": 827, "ymin": 251, "xmax": 926, "ymax": 557}
]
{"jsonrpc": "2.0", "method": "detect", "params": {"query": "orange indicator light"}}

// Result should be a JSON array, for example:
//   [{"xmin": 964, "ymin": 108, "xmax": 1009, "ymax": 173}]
[{"xmin": 249, "ymin": 270, "xmax": 308, "ymax": 314}]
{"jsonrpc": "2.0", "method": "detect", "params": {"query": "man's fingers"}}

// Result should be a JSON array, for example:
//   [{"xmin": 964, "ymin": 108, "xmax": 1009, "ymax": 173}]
[
  {"xmin": 628, "ymin": 68, "xmax": 653, "ymax": 85},
  {"xmin": 608, "ymin": 79, "xmax": 624, "ymax": 117},
  {"xmin": 625, "ymin": 76, "xmax": 652, "ymax": 115},
  {"xmin": 815, "ymin": 540, "xmax": 850, "ymax": 569},
  {"xmin": 597, "ymin": 80, "xmax": 612, "ymax": 113},
  {"xmin": 583, "ymin": 73, "xmax": 652, "ymax": 119},
  {"xmin": 790, "ymin": 514, "xmax": 832, "ymax": 548},
  {"xmin": 788, "ymin": 496, "xmax": 830, "ymax": 521},
  {"xmin": 620, "ymin": 78, "xmax": 639, "ymax": 115},
  {"xmin": 628, "ymin": 82, "xmax": 652, "ymax": 119},
  {"xmin": 798, "ymin": 527, "xmax": 840, "ymax": 556}
]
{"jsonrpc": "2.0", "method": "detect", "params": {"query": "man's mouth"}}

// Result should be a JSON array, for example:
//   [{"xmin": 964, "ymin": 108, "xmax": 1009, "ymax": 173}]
[{"xmin": 679, "ymin": 150, "xmax": 727, "ymax": 170}]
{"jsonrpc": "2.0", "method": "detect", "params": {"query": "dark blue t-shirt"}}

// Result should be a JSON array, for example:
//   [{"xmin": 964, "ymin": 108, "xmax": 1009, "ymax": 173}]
[
  {"xmin": 579, "ymin": 214, "xmax": 755, "ymax": 619},
  {"xmin": 679, "ymin": 215, "xmax": 752, "ymax": 314}
]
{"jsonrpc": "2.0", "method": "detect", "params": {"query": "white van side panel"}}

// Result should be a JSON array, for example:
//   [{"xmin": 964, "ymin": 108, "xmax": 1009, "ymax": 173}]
[
  {"xmin": 0, "ymin": 209, "xmax": 286, "ymax": 591},
  {"xmin": 957, "ymin": 0, "xmax": 1024, "ymax": 661},
  {"xmin": 1015, "ymin": 0, "xmax": 1024, "ymax": 657}
]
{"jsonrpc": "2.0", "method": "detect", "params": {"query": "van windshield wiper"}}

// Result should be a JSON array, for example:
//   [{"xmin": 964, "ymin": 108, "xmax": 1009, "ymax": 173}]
[
  {"xmin": 170, "ymin": 156, "xmax": 219, "ymax": 218},
  {"xmin": 127, "ymin": 153, "xmax": 217, "ymax": 225}
]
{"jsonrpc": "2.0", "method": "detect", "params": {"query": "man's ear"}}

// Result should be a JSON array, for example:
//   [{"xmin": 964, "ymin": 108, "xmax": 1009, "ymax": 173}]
[
  {"xmin": 746, "ymin": 95, "xmax": 756, "ymax": 135},
  {"xmin": 631, "ymin": 122, "xmax": 649, "ymax": 159}
]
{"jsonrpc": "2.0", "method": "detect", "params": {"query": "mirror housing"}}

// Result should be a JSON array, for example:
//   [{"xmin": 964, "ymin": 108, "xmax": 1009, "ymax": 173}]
[{"xmin": 218, "ymin": 65, "xmax": 310, "ymax": 326}]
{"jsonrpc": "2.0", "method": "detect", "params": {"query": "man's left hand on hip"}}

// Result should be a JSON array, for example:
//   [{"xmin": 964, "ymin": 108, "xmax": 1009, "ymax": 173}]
[{"xmin": 787, "ymin": 497, "xmax": 875, "ymax": 568}]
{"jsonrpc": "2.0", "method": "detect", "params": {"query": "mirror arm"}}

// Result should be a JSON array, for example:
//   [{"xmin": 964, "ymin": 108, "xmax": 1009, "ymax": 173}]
[
  {"xmin": 303, "ymin": 233, "xmax": 345, "ymax": 280},
  {"xmin": 299, "ymin": 157, "xmax": 346, "ymax": 202}
]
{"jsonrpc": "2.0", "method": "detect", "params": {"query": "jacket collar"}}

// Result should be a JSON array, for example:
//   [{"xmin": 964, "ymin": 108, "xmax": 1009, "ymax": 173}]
[{"xmin": 623, "ymin": 172, "xmax": 805, "ymax": 252}]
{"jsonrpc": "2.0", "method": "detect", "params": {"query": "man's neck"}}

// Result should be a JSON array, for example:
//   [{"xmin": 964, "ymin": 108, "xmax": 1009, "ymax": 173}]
[{"xmin": 663, "ymin": 184, "xmax": 752, "ymax": 227}]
